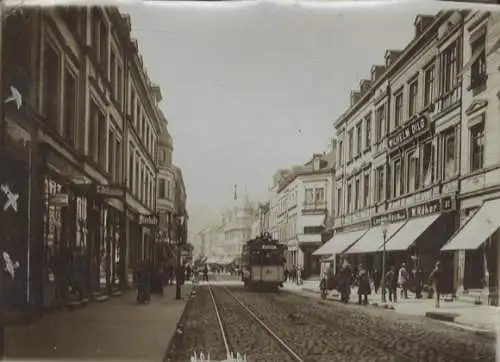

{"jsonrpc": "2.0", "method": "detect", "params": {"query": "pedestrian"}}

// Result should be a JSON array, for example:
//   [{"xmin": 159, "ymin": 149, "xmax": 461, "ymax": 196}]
[
  {"xmin": 398, "ymin": 262, "xmax": 409, "ymax": 299},
  {"xmin": 284, "ymin": 267, "xmax": 289, "ymax": 282},
  {"xmin": 413, "ymin": 267, "xmax": 424, "ymax": 299},
  {"xmin": 203, "ymin": 264, "xmax": 209, "ymax": 282},
  {"xmin": 429, "ymin": 261, "xmax": 443, "ymax": 308},
  {"xmin": 384, "ymin": 266, "xmax": 398, "ymax": 303},
  {"xmin": 338, "ymin": 259, "xmax": 352, "ymax": 303},
  {"xmin": 136, "ymin": 260, "xmax": 151, "ymax": 304},
  {"xmin": 166, "ymin": 263, "xmax": 174, "ymax": 285},
  {"xmin": 372, "ymin": 268, "xmax": 381, "ymax": 294},
  {"xmin": 357, "ymin": 264, "xmax": 371, "ymax": 305},
  {"xmin": 186, "ymin": 264, "xmax": 192, "ymax": 282},
  {"xmin": 297, "ymin": 266, "xmax": 303, "ymax": 285}
]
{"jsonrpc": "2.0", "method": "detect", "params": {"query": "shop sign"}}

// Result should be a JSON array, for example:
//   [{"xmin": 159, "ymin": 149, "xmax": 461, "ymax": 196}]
[
  {"xmin": 139, "ymin": 214, "xmax": 159, "ymax": 227},
  {"xmin": 372, "ymin": 209, "xmax": 407, "ymax": 226},
  {"xmin": 388, "ymin": 116, "xmax": 430, "ymax": 150},
  {"xmin": 50, "ymin": 193, "xmax": 69, "ymax": 207},
  {"xmin": 408, "ymin": 199, "xmax": 441, "ymax": 218},
  {"xmin": 96, "ymin": 185, "xmax": 124, "ymax": 198}
]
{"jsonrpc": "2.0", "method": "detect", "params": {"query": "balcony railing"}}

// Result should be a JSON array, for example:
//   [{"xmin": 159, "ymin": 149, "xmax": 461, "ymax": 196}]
[{"xmin": 302, "ymin": 201, "xmax": 327, "ymax": 211}]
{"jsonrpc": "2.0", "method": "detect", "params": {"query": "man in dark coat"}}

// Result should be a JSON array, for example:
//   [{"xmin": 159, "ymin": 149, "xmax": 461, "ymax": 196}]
[
  {"xmin": 203, "ymin": 265, "xmax": 209, "ymax": 282},
  {"xmin": 338, "ymin": 260, "xmax": 353, "ymax": 303},
  {"xmin": 136, "ymin": 260, "xmax": 151, "ymax": 304},
  {"xmin": 372, "ymin": 268, "xmax": 381, "ymax": 294},
  {"xmin": 429, "ymin": 261, "xmax": 443, "ymax": 308},
  {"xmin": 176, "ymin": 263, "xmax": 185, "ymax": 286},
  {"xmin": 384, "ymin": 265, "xmax": 398, "ymax": 303},
  {"xmin": 357, "ymin": 264, "xmax": 371, "ymax": 305},
  {"xmin": 412, "ymin": 267, "xmax": 424, "ymax": 299}
]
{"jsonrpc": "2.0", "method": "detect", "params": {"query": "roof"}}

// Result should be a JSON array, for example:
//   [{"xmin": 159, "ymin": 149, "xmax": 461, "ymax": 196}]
[{"xmin": 276, "ymin": 151, "xmax": 335, "ymax": 193}]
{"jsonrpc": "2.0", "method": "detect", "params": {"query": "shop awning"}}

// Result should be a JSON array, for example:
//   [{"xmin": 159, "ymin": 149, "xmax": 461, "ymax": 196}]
[
  {"xmin": 344, "ymin": 221, "xmax": 406, "ymax": 254},
  {"xmin": 312, "ymin": 229, "xmax": 368, "ymax": 256},
  {"xmin": 301, "ymin": 214, "xmax": 325, "ymax": 227},
  {"xmin": 298, "ymin": 234, "xmax": 321, "ymax": 244},
  {"xmin": 379, "ymin": 214, "xmax": 441, "ymax": 252},
  {"xmin": 442, "ymin": 198, "xmax": 500, "ymax": 251}
]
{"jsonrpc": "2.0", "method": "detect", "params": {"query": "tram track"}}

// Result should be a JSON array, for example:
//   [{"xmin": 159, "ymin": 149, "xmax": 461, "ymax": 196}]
[
  {"xmin": 269, "ymin": 291, "xmax": 495, "ymax": 362},
  {"xmin": 208, "ymin": 284, "xmax": 303, "ymax": 362},
  {"xmin": 226, "ymin": 287, "xmax": 416, "ymax": 362}
]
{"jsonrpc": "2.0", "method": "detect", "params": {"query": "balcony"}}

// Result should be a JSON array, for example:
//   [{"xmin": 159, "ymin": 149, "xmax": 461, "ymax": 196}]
[
  {"xmin": 437, "ymin": 87, "xmax": 460, "ymax": 114},
  {"xmin": 302, "ymin": 201, "xmax": 327, "ymax": 215}
]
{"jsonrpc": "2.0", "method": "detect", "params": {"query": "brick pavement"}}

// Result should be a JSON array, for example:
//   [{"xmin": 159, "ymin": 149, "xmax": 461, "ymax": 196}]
[
  {"xmin": 283, "ymin": 281, "xmax": 499, "ymax": 333},
  {"xmin": 5, "ymin": 284, "xmax": 193, "ymax": 361}
]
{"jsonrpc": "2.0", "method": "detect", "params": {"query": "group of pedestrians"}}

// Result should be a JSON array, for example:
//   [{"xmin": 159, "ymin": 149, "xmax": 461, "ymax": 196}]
[
  {"xmin": 324, "ymin": 259, "xmax": 445, "ymax": 308},
  {"xmin": 284, "ymin": 265, "xmax": 303, "ymax": 285}
]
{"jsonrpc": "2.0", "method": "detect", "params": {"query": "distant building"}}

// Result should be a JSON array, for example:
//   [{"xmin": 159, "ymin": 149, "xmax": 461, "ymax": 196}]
[{"xmin": 268, "ymin": 151, "xmax": 335, "ymax": 278}]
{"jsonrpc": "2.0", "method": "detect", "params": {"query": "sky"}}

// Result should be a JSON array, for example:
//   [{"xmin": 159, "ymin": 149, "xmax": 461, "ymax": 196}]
[{"xmin": 119, "ymin": 0, "xmax": 454, "ymax": 233}]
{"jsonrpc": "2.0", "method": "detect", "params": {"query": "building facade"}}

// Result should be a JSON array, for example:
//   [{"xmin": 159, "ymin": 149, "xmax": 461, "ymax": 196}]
[
  {"xmin": 1, "ymin": 7, "xmax": 163, "ymax": 314},
  {"xmin": 250, "ymin": 202, "xmax": 270, "ymax": 238},
  {"xmin": 155, "ymin": 120, "xmax": 181, "ymax": 265},
  {"xmin": 172, "ymin": 166, "xmax": 188, "ymax": 254},
  {"xmin": 441, "ymin": 10, "xmax": 500, "ymax": 303},
  {"xmin": 319, "ymin": 10, "xmax": 500, "ymax": 304},
  {"xmin": 268, "ymin": 152, "xmax": 335, "ymax": 278}
]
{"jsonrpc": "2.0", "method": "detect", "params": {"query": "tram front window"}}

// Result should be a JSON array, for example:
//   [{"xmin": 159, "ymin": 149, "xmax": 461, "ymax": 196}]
[{"xmin": 250, "ymin": 251, "xmax": 282, "ymax": 265}]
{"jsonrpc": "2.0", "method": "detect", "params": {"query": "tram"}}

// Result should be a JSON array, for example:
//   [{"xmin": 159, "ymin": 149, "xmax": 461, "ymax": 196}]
[{"xmin": 241, "ymin": 232, "xmax": 287, "ymax": 291}]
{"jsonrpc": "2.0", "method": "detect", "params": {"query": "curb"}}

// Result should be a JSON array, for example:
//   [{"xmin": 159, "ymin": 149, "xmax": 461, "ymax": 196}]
[
  {"xmin": 425, "ymin": 311, "xmax": 459, "ymax": 322},
  {"xmin": 294, "ymin": 287, "xmax": 496, "ymax": 332},
  {"xmin": 163, "ymin": 286, "xmax": 198, "ymax": 362}
]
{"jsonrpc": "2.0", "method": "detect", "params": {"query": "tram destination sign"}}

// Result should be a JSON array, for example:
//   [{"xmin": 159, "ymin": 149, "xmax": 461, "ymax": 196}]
[{"xmin": 388, "ymin": 116, "xmax": 430, "ymax": 150}]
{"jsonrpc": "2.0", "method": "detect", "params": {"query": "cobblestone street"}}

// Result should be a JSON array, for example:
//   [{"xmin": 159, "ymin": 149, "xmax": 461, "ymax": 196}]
[{"xmin": 170, "ymin": 285, "xmax": 496, "ymax": 362}]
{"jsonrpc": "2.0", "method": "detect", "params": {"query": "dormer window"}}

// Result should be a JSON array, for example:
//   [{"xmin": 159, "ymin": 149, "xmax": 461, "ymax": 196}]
[
  {"xmin": 313, "ymin": 157, "xmax": 320, "ymax": 171},
  {"xmin": 385, "ymin": 50, "xmax": 401, "ymax": 68},
  {"xmin": 351, "ymin": 91, "xmax": 361, "ymax": 106},
  {"xmin": 159, "ymin": 149, "xmax": 166, "ymax": 164}
]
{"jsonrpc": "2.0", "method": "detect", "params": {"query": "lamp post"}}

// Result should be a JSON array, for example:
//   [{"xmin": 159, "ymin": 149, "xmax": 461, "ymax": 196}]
[
  {"xmin": 175, "ymin": 214, "xmax": 185, "ymax": 300},
  {"xmin": 381, "ymin": 220, "xmax": 388, "ymax": 303}
]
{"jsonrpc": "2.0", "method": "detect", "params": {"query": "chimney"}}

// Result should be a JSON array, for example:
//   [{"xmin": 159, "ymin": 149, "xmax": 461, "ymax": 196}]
[
  {"xmin": 150, "ymin": 84, "xmax": 163, "ymax": 104},
  {"xmin": 370, "ymin": 65, "xmax": 386, "ymax": 82},
  {"xmin": 350, "ymin": 91, "xmax": 361, "ymax": 106},
  {"xmin": 138, "ymin": 54, "xmax": 143, "ymax": 69},
  {"xmin": 359, "ymin": 79, "xmax": 373, "ymax": 96},
  {"xmin": 385, "ymin": 50, "xmax": 402, "ymax": 68},
  {"xmin": 312, "ymin": 154, "xmax": 322, "ymax": 171},
  {"xmin": 414, "ymin": 15, "xmax": 434, "ymax": 37},
  {"xmin": 121, "ymin": 14, "xmax": 131, "ymax": 32}
]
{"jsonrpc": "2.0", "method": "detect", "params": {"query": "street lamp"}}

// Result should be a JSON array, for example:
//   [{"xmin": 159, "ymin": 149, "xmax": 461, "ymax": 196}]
[
  {"xmin": 175, "ymin": 214, "xmax": 185, "ymax": 300},
  {"xmin": 381, "ymin": 219, "xmax": 388, "ymax": 303}
]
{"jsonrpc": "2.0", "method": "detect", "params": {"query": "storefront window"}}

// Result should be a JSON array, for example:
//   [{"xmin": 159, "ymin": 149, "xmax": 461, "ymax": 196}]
[
  {"xmin": 44, "ymin": 179, "xmax": 63, "ymax": 282},
  {"xmin": 99, "ymin": 208, "xmax": 108, "ymax": 289},
  {"xmin": 442, "ymin": 129, "xmax": 456, "ymax": 180},
  {"xmin": 422, "ymin": 142, "xmax": 433, "ymax": 186},
  {"xmin": 76, "ymin": 196, "xmax": 87, "ymax": 249}
]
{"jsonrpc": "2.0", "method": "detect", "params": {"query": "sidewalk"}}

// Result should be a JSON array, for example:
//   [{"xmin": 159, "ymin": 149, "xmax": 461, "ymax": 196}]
[
  {"xmin": 5, "ymin": 284, "xmax": 193, "ymax": 361},
  {"xmin": 283, "ymin": 281, "xmax": 499, "ymax": 333}
]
